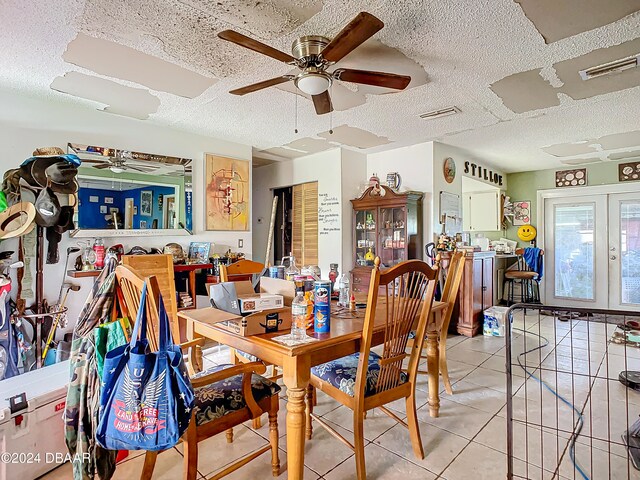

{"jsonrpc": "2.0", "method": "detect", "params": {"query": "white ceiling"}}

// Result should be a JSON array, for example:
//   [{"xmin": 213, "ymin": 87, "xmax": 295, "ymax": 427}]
[{"xmin": 0, "ymin": 0, "xmax": 639, "ymax": 173}]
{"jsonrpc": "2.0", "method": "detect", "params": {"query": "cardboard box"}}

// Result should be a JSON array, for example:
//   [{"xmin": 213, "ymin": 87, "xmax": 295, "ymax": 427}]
[
  {"xmin": 185, "ymin": 306, "xmax": 292, "ymax": 336},
  {"xmin": 238, "ymin": 293, "xmax": 283, "ymax": 313},
  {"xmin": 260, "ymin": 277, "xmax": 295, "ymax": 306}
]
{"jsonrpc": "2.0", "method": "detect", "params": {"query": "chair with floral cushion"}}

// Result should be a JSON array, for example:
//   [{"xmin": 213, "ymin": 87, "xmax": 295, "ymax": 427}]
[
  {"xmin": 307, "ymin": 257, "xmax": 438, "ymax": 479},
  {"xmin": 116, "ymin": 265, "xmax": 280, "ymax": 480}
]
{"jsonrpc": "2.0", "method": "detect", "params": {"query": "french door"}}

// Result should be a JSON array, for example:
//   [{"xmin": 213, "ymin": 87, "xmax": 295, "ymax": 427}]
[{"xmin": 544, "ymin": 192, "xmax": 640, "ymax": 311}]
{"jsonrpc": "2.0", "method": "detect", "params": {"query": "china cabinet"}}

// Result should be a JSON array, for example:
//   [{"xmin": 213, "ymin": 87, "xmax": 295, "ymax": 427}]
[{"xmin": 350, "ymin": 185, "xmax": 423, "ymax": 296}]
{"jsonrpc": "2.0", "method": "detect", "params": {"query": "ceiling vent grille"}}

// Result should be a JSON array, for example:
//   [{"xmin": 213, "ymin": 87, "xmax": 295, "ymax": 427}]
[
  {"xmin": 579, "ymin": 54, "xmax": 639, "ymax": 80},
  {"xmin": 419, "ymin": 106, "xmax": 459, "ymax": 119}
]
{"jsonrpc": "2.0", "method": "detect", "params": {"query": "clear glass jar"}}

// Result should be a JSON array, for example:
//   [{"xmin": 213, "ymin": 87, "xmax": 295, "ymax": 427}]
[{"xmin": 338, "ymin": 274, "xmax": 350, "ymax": 307}]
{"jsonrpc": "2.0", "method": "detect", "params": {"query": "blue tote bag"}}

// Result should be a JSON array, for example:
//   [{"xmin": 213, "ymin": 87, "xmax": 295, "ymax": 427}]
[{"xmin": 97, "ymin": 281, "xmax": 194, "ymax": 451}]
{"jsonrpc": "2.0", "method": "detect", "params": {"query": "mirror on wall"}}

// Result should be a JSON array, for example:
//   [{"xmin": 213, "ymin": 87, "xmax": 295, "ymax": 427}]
[{"xmin": 68, "ymin": 143, "xmax": 193, "ymax": 237}]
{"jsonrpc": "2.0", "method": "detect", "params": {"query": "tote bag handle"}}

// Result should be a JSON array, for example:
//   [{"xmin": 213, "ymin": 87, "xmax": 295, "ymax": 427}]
[
  {"xmin": 128, "ymin": 281, "xmax": 150, "ymax": 350},
  {"xmin": 128, "ymin": 280, "xmax": 174, "ymax": 353}
]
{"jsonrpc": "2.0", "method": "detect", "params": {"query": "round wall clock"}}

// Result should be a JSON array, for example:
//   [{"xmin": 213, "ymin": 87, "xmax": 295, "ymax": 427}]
[{"xmin": 443, "ymin": 157, "xmax": 456, "ymax": 184}]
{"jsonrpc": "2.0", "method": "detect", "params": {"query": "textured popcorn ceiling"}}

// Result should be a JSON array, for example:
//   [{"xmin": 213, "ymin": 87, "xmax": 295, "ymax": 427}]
[{"xmin": 0, "ymin": 0, "xmax": 639, "ymax": 172}]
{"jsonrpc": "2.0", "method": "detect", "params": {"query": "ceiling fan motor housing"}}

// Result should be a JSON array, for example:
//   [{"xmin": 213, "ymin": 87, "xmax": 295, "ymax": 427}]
[{"xmin": 292, "ymin": 35, "xmax": 331, "ymax": 64}]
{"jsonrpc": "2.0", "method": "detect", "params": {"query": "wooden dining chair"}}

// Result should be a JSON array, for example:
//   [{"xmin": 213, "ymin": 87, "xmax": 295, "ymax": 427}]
[
  {"xmin": 219, "ymin": 261, "xmax": 282, "ymax": 429},
  {"xmin": 307, "ymin": 258, "xmax": 438, "ymax": 479},
  {"xmin": 418, "ymin": 250, "xmax": 466, "ymax": 395},
  {"xmin": 115, "ymin": 265, "xmax": 281, "ymax": 480},
  {"xmin": 121, "ymin": 254, "xmax": 179, "ymax": 329}
]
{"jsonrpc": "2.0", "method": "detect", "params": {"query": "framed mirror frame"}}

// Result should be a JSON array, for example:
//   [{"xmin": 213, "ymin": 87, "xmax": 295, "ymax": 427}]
[{"xmin": 67, "ymin": 143, "xmax": 194, "ymax": 237}]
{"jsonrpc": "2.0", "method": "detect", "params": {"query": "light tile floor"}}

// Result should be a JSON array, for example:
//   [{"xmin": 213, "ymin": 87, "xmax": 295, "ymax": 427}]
[{"xmin": 40, "ymin": 311, "xmax": 640, "ymax": 479}]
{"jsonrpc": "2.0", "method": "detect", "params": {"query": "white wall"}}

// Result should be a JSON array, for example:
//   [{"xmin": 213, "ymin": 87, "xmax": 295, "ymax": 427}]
[
  {"xmin": 252, "ymin": 148, "xmax": 343, "ymax": 277},
  {"xmin": 340, "ymin": 149, "xmax": 367, "ymax": 274},
  {"xmin": 0, "ymin": 90, "xmax": 253, "ymax": 338},
  {"xmin": 366, "ymin": 141, "xmax": 434, "ymax": 250}
]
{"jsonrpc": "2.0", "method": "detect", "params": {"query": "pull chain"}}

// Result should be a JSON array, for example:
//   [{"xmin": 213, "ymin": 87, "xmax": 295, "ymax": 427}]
[
  {"xmin": 329, "ymin": 82, "xmax": 334, "ymax": 134},
  {"xmin": 294, "ymin": 93, "xmax": 298, "ymax": 134}
]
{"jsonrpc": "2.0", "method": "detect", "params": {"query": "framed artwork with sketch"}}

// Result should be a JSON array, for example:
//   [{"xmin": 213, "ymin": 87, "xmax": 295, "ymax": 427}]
[
  {"xmin": 204, "ymin": 154, "xmax": 250, "ymax": 231},
  {"xmin": 140, "ymin": 190, "xmax": 153, "ymax": 216}
]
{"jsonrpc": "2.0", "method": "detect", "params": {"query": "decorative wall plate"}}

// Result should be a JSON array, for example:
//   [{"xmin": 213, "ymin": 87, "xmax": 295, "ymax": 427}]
[
  {"xmin": 443, "ymin": 157, "xmax": 456, "ymax": 184},
  {"xmin": 619, "ymin": 161, "xmax": 640, "ymax": 182}
]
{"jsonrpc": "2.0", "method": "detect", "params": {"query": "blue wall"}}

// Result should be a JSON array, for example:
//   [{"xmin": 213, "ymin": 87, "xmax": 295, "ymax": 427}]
[
  {"xmin": 78, "ymin": 187, "xmax": 126, "ymax": 229},
  {"xmin": 129, "ymin": 185, "xmax": 176, "ymax": 229},
  {"xmin": 78, "ymin": 185, "xmax": 177, "ymax": 229}
]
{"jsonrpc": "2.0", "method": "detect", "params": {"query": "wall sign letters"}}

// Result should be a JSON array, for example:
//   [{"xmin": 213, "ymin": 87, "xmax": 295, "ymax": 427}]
[{"xmin": 463, "ymin": 161, "xmax": 503, "ymax": 186}]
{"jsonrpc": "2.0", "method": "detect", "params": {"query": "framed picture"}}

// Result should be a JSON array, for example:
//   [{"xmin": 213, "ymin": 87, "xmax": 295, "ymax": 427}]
[
  {"xmin": 139, "ymin": 220, "xmax": 147, "ymax": 228},
  {"xmin": 140, "ymin": 190, "xmax": 153, "ymax": 216},
  {"xmin": 89, "ymin": 195, "xmax": 99, "ymax": 203},
  {"xmin": 205, "ymin": 154, "xmax": 250, "ymax": 231},
  {"xmin": 188, "ymin": 242, "xmax": 211, "ymax": 264},
  {"xmin": 158, "ymin": 194, "xmax": 164, "ymax": 210},
  {"xmin": 104, "ymin": 197, "xmax": 114, "ymax": 205},
  {"xmin": 512, "ymin": 201, "xmax": 531, "ymax": 226},
  {"xmin": 619, "ymin": 161, "xmax": 640, "ymax": 182},
  {"xmin": 555, "ymin": 168, "xmax": 587, "ymax": 187},
  {"xmin": 99, "ymin": 205, "xmax": 107, "ymax": 214}
]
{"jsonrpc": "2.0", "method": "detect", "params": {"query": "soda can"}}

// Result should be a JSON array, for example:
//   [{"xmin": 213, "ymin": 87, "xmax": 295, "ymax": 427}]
[
  {"xmin": 269, "ymin": 265, "xmax": 285, "ymax": 279},
  {"xmin": 313, "ymin": 304, "xmax": 330, "ymax": 333}
]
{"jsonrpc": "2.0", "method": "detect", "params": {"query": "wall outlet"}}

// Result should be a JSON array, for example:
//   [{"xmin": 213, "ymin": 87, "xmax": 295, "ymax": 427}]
[{"xmin": 238, "ymin": 239, "xmax": 243, "ymax": 248}]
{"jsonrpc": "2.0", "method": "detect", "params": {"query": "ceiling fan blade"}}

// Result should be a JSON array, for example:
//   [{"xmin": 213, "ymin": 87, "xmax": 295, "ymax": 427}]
[
  {"xmin": 218, "ymin": 30, "xmax": 295, "ymax": 63},
  {"xmin": 230, "ymin": 76, "xmax": 292, "ymax": 95},
  {"xmin": 321, "ymin": 12, "xmax": 384, "ymax": 63},
  {"xmin": 312, "ymin": 91, "xmax": 333, "ymax": 115},
  {"xmin": 125, "ymin": 165, "xmax": 152, "ymax": 173},
  {"xmin": 79, "ymin": 159, "xmax": 111, "ymax": 164},
  {"xmin": 334, "ymin": 68, "xmax": 411, "ymax": 90},
  {"xmin": 93, "ymin": 163, "xmax": 112, "ymax": 169}
]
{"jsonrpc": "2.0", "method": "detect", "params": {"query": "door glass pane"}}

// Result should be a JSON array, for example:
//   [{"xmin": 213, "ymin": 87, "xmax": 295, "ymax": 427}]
[
  {"xmin": 379, "ymin": 207, "xmax": 406, "ymax": 267},
  {"xmin": 355, "ymin": 209, "xmax": 376, "ymax": 266},
  {"xmin": 554, "ymin": 204, "xmax": 595, "ymax": 300},
  {"xmin": 620, "ymin": 201, "xmax": 640, "ymax": 305}
]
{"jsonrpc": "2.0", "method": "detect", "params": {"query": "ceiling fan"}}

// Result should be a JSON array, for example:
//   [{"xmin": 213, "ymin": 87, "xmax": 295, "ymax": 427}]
[
  {"xmin": 81, "ymin": 155, "xmax": 158, "ymax": 174},
  {"xmin": 218, "ymin": 11, "xmax": 411, "ymax": 115}
]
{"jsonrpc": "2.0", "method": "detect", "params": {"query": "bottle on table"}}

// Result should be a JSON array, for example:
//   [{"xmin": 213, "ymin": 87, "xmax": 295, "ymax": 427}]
[
  {"xmin": 291, "ymin": 278, "xmax": 308, "ymax": 340},
  {"xmin": 337, "ymin": 274, "xmax": 350, "ymax": 307},
  {"xmin": 93, "ymin": 238, "xmax": 105, "ymax": 269},
  {"xmin": 328, "ymin": 263, "xmax": 339, "ymax": 296},
  {"xmin": 284, "ymin": 252, "xmax": 299, "ymax": 281}
]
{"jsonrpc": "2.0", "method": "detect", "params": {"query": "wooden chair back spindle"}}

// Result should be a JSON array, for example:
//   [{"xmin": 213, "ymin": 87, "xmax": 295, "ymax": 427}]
[{"xmin": 355, "ymin": 258, "xmax": 438, "ymax": 400}]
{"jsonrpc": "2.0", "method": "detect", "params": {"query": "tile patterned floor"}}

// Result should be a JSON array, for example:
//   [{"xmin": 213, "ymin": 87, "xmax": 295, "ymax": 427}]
[{"xmin": 41, "ymin": 312, "xmax": 640, "ymax": 479}]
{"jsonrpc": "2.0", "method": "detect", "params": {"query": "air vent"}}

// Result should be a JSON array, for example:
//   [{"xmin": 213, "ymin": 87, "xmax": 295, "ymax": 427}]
[
  {"xmin": 579, "ymin": 54, "xmax": 639, "ymax": 81},
  {"xmin": 419, "ymin": 106, "xmax": 459, "ymax": 120}
]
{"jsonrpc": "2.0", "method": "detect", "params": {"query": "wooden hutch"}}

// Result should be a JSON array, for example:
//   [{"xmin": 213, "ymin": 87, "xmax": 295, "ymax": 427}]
[{"xmin": 350, "ymin": 185, "xmax": 423, "ymax": 296}]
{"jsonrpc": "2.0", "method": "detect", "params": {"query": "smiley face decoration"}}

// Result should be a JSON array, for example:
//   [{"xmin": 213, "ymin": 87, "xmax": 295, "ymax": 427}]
[{"xmin": 517, "ymin": 224, "xmax": 537, "ymax": 242}]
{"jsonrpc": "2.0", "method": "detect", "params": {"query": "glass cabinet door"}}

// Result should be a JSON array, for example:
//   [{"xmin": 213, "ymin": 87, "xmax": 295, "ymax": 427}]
[
  {"xmin": 379, "ymin": 206, "xmax": 406, "ymax": 268},
  {"xmin": 355, "ymin": 209, "xmax": 377, "ymax": 266}
]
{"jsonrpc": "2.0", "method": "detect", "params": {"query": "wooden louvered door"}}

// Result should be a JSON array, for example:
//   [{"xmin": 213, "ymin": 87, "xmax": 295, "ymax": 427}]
[{"xmin": 292, "ymin": 182, "xmax": 318, "ymax": 266}]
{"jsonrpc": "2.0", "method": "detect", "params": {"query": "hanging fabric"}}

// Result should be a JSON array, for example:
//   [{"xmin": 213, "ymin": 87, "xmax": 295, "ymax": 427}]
[
  {"xmin": 96, "ymin": 281, "xmax": 194, "ymax": 451},
  {"xmin": 64, "ymin": 256, "xmax": 118, "ymax": 480}
]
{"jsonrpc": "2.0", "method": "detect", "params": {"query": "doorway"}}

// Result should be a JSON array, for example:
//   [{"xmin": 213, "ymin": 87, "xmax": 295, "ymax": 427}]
[
  {"xmin": 164, "ymin": 195, "xmax": 176, "ymax": 229},
  {"xmin": 543, "ymin": 189, "xmax": 640, "ymax": 311},
  {"xmin": 124, "ymin": 198, "xmax": 134, "ymax": 229}
]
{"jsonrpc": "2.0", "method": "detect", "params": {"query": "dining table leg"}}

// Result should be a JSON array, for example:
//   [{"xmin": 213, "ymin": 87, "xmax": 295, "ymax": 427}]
[
  {"xmin": 282, "ymin": 355, "xmax": 311, "ymax": 480},
  {"xmin": 426, "ymin": 328, "xmax": 440, "ymax": 418}
]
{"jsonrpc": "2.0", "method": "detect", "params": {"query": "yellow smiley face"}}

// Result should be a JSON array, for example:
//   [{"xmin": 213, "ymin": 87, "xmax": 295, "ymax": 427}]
[{"xmin": 517, "ymin": 224, "xmax": 537, "ymax": 242}]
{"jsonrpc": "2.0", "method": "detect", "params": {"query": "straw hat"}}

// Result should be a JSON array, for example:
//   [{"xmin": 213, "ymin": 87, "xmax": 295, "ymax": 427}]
[
  {"xmin": 0, "ymin": 202, "xmax": 36, "ymax": 239},
  {"xmin": 32, "ymin": 147, "xmax": 65, "ymax": 157}
]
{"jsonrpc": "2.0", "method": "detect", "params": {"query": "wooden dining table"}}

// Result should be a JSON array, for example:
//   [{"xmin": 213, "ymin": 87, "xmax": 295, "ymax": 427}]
[{"xmin": 180, "ymin": 300, "xmax": 446, "ymax": 480}]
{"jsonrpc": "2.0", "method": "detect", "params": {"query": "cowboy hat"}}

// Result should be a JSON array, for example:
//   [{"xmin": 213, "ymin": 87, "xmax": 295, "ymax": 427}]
[
  {"xmin": 0, "ymin": 202, "xmax": 36, "ymax": 239},
  {"xmin": 18, "ymin": 158, "xmax": 78, "ymax": 194},
  {"xmin": 21, "ymin": 152, "xmax": 82, "ymax": 168}
]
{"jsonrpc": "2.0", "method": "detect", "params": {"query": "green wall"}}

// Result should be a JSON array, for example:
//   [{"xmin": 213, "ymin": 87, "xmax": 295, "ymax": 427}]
[{"xmin": 504, "ymin": 160, "xmax": 629, "ymax": 246}]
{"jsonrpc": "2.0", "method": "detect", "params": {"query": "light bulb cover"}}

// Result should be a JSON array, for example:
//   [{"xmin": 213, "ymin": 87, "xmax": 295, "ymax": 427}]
[
  {"xmin": 110, "ymin": 166, "xmax": 124, "ymax": 174},
  {"xmin": 295, "ymin": 72, "xmax": 331, "ymax": 95}
]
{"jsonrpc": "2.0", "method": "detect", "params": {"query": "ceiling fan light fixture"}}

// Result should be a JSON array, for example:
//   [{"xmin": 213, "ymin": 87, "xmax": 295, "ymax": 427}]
[
  {"xmin": 295, "ymin": 72, "xmax": 332, "ymax": 95},
  {"xmin": 110, "ymin": 166, "xmax": 124, "ymax": 174}
]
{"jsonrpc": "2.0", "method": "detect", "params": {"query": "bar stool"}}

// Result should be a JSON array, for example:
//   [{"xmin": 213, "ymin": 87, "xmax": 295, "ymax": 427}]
[{"xmin": 504, "ymin": 248, "xmax": 543, "ymax": 305}]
